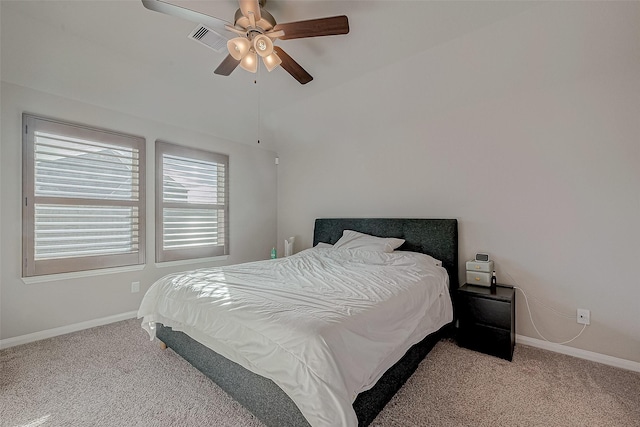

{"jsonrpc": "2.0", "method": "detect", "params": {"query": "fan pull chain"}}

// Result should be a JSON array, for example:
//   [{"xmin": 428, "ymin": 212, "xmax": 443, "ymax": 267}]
[{"xmin": 256, "ymin": 66, "xmax": 261, "ymax": 144}]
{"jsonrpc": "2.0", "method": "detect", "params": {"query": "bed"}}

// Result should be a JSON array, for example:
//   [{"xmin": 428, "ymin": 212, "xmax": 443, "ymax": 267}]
[{"xmin": 139, "ymin": 218, "xmax": 458, "ymax": 426}]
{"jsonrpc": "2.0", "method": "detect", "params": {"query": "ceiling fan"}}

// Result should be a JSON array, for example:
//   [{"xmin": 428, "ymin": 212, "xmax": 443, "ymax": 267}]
[{"xmin": 141, "ymin": 0, "xmax": 350, "ymax": 84}]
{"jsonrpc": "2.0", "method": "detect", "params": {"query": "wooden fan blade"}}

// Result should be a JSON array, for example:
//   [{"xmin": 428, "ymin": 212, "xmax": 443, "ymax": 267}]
[
  {"xmin": 225, "ymin": 24, "xmax": 246, "ymax": 36},
  {"xmin": 273, "ymin": 15, "xmax": 349, "ymax": 40},
  {"xmin": 265, "ymin": 29, "xmax": 285, "ymax": 39},
  {"xmin": 239, "ymin": 0, "xmax": 262, "ymax": 23},
  {"xmin": 141, "ymin": 0, "xmax": 232, "ymax": 38},
  {"xmin": 273, "ymin": 46, "xmax": 313, "ymax": 85},
  {"xmin": 214, "ymin": 54, "xmax": 241, "ymax": 76}
]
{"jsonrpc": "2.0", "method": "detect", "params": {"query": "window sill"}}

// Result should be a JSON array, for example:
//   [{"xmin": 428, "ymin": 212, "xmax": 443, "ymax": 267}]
[
  {"xmin": 21, "ymin": 255, "xmax": 230, "ymax": 284},
  {"xmin": 154, "ymin": 255, "xmax": 229, "ymax": 269},
  {"xmin": 22, "ymin": 264, "xmax": 146, "ymax": 284}
]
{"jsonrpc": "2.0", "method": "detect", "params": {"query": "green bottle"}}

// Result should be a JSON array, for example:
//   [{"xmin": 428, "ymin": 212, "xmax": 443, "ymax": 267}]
[{"xmin": 270, "ymin": 247, "xmax": 277, "ymax": 259}]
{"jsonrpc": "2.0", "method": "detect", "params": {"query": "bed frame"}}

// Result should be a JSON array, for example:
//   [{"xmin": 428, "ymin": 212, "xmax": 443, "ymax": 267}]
[{"xmin": 156, "ymin": 218, "xmax": 458, "ymax": 426}]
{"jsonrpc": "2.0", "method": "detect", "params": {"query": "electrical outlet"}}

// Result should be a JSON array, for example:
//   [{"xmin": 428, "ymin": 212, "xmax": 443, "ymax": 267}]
[
  {"xmin": 131, "ymin": 281, "xmax": 140, "ymax": 293},
  {"xmin": 577, "ymin": 308, "xmax": 590, "ymax": 325}
]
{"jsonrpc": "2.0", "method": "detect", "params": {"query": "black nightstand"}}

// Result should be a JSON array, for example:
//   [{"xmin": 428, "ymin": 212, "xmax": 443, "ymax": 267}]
[{"xmin": 456, "ymin": 284, "xmax": 515, "ymax": 361}]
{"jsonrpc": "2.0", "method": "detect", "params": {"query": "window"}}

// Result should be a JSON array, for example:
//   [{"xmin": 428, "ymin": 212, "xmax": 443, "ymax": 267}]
[
  {"xmin": 22, "ymin": 114, "xmax": 145, "ymax": 277},
  {"xmin": 155, "ymin": 141, "xmax": 229, "ymax": 262}
]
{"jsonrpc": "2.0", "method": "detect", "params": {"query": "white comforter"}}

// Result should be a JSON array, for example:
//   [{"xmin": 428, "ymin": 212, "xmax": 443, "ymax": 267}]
[{"xmin": 138, "ymin": 248, "xmax": 453, "ymax": 427}]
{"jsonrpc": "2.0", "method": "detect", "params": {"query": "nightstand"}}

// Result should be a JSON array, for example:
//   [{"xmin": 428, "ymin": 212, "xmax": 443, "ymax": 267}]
[{"xmin": 456, "ymin": 284, "xmax": 515, "ymax": 361}]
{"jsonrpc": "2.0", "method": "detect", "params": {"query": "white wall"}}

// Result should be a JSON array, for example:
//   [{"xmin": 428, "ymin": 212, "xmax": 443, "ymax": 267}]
[
  {"xmin": 0, "ymin": 82, "xmax": 278, "ymax": 340},
  {"xmin": 273, "ymin": 2, "xmax": 640, "ymax": 362}
]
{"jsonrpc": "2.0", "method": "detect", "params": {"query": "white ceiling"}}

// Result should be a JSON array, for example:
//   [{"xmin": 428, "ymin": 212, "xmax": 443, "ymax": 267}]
[{"xmin": 1, "ymin": 0, "xmax": 534, "ymax": 149}]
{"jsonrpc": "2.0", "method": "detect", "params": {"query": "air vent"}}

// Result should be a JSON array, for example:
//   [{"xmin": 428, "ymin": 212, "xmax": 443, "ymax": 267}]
[{"xmin": 187, "ymin": 25, "xmax": 227, "ymax": 53}]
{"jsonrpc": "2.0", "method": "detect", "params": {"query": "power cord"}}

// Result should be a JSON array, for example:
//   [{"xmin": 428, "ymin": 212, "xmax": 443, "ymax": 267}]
[{"xmin": 504, "ymin": 271, "xmax": 587, "ymax": 345}]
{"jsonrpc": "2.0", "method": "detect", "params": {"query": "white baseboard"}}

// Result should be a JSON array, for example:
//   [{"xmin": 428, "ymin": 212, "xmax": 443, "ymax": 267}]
[
  {"xmin": 0, "ymin": 311, "xmax": 138, "ymax": 350},
  {"xmin": 516, "ymin": 334, "xmax": 640, "ymax": 373}
]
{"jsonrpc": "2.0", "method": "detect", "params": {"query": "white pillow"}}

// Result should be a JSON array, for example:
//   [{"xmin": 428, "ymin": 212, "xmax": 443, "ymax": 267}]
[
  {"xmin": 333, "ymin": 230, "xmax": 405, "ymax": 253},
  {"xmin": 395, "ymin": 251, "xmax": 443, "ymax": 267}
]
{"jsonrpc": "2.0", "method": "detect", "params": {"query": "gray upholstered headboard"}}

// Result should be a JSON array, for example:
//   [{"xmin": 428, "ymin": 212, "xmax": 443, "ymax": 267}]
[{"xmin": 313, "ymin": 218, "xmax": 459, "ymax": 291}]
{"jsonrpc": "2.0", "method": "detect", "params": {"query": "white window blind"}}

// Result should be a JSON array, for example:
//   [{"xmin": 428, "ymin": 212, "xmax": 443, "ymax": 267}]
[
  {"xmin": 23, "ymin": 114, "xmax": 146, "ymax": 277},
  {"xmin": 156, "ymin": 141, "xmax": 228, "ymax": 262}
]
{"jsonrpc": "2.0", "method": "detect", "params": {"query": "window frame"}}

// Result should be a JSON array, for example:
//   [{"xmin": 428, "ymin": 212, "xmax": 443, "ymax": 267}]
[
  {"xmin": 22, "ymin": 114, "xmax": 146, "ymax": 277},
  {"xmin": 155, "ymin": 140, "xmax": 229, "ymax": 263}
]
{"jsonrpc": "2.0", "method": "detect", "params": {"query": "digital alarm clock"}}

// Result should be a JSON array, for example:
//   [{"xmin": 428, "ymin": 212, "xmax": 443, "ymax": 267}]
[{"xmin": 475, "ymin": 253, "xmax": 490, "ymax": 262}]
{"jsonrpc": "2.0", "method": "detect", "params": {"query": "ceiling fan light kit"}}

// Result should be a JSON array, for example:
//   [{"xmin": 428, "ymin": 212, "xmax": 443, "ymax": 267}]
[
  {"xmin": 240, "ymin": 50, "xmax": 258, "ymax": 73},
  {"xmin": 263, "ymin": 52, "xmax": 282, "ymax": 72},
  {"xmin": 253, "ymin": 34, "xmax": 273, "ymax": 57},
  {"xmin": 228, "ymin": 34, "xmax": 277, "ymax": 73},
  {"xmin": 142, "ymin": 0, "xmax": 350, "ymax": 84},
  {"xmin": 228, "ymin": 37, "xmax": 251, "ymax": 61}
]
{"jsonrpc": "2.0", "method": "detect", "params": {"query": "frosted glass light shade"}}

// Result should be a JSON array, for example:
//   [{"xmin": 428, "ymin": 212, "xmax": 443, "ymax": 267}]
[
  {"xmin": 240, "ymin": 50, "xmax": 258, "ymax": 73},
  {"xmin": 227, "ymin": 37, "xmax": 251, "ymax": 60},
  {"xmin": 253, "ymin": 34, "xmax": 273, "ymax": 57},
  {"xmin": 262, "ymin": 52, "xmax": 282, "ymax": 72}
]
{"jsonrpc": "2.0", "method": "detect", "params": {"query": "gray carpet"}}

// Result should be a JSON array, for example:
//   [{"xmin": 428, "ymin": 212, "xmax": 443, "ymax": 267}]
[{"xmin": 1, "ymin": 319, "xmax": 639, "ymax": 427}]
